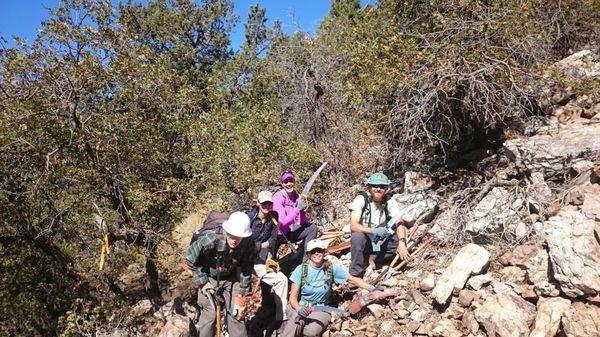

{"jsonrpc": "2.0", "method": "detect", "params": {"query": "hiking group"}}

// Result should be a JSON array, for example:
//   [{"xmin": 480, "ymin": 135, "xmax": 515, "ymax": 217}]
[{"xmin": 186, "ymin": 171, "xmax": 414, "ymax": 337}]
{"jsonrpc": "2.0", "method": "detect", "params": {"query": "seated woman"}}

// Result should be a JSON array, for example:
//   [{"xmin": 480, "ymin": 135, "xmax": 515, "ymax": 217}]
[{"xmin": 281, "ymin": 239, "xmax": 377, "ymax": 337}]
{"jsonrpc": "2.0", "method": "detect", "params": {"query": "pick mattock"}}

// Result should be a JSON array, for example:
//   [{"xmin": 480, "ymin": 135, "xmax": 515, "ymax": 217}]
[
  {"xmin": 371, "ymin": 222, "xmax": 420, "ymax": 286},
  {"xmin": 372, "ymin": 234, "xmax": 434, "ymax": 287}
]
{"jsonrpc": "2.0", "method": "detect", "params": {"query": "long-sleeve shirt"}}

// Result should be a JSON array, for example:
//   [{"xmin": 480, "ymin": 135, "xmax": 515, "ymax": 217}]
[
  {"xmin": 247, "ymin": 207, "xmax": 278, "ymax": 262},
  {"xmin": 272, "ymin": 189, "xmax": 307, "ymax": 235},
  {"xmin": 185, "ymin": 228, "xmax": 256, "ymax": 292}
]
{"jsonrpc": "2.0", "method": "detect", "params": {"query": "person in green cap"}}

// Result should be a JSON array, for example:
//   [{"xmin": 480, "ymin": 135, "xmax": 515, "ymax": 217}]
[{"xmin": 348, "ymin": 172, "xmax": 411, "ymax": 278}]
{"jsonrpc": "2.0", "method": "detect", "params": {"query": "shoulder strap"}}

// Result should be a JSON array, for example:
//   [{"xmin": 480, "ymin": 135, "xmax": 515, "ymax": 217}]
[
  {"xmin": 326, "ymin": 261, "xmax": 334, "ymax": 285},
  {"xmin": 383, "ymin": 194, "xmax": 391, "ymax": 220},
  {"xmin": 301, "ymin": 262, "xmax": 308, "ymax": 286},
  {"xmin": 359, "ymin": 192, "xmax": 372, "ymax": 226}
]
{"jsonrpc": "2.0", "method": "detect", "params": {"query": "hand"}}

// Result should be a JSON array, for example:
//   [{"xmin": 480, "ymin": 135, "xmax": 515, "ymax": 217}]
[
  {"xmin": 367, "ymin": 285, "xmax": 384, "ymax": 292},
  {"xmin": 371, "ymin": 227, "xmax": 388, "ymax": 240},
  {"xmin": 296, "ymin": 197, "xmax": 308, "ymax": 212},
  {"xmin": 233, "ymin": 295, "xmax": 247, "ymax": 320},
  {"xmin": 396, "ymin": 243, "xmax": 411, "ymax": 261},
  {"xmin": 261, "ymin": 241, "xmax": 270, "ymax": 249},
  {"xmin": 296, "ymin": 305, "xmax": 311, "ymax": 318}
]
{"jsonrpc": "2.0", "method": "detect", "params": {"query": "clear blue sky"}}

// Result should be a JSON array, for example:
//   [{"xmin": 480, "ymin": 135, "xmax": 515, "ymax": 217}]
[{"xmin": 0, "ymin": 1, "xmax": 351, "ymax": 50}]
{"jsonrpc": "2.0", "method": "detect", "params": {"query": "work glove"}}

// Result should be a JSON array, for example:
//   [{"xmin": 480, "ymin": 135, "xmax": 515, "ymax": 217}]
[
  {"xmin": 296, "ymin": 305, "xmax": 312, "ymax": 318},
  {"xmin": 296, "ymin": 198, "xmax": 308, "ymax": 212},
  {"xmin": 233, "ymin": 294, "xmax": 247, "ymax": 320},
  {"xmin": 265, "ymin": 258, "xmax": 280, "ymax": 273},
  {"xmin": 370, "ymin": 227, "xmax": 388, "ymax": 241}
]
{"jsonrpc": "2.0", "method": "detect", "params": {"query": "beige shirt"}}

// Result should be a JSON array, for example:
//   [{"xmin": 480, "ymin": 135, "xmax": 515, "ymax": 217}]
[{"xmin": 350, "ymin": 193, "xmax": 401, "ymax": 228}]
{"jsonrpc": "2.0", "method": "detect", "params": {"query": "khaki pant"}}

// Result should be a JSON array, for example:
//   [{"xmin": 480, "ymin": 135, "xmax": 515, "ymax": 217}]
[
  {"xmin": 196, "ymin": 277, "xmax": 247, "ymax": 337},
  {"xmin": 253, "ymin": 264, "xmax": 289, "ymax": 321},
  {"xmin": 279, "ymin": 304, "xmax": 331, "ymax": 337}
]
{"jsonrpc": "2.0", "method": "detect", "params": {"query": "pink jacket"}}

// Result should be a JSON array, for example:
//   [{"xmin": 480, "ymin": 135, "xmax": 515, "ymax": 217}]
[{"xmin": 272, "ymin": 190, "xmax": 307, "ymax": 235}]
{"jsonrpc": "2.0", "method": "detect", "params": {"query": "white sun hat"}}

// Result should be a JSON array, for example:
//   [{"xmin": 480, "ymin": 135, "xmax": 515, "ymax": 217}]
[
  {"xmin": 222, "ymin": 211, "xmax": 252, "ymax": 237},
  {"xmin": 306, "ymin": 238, "xmax": 327, "ymax": 252}
]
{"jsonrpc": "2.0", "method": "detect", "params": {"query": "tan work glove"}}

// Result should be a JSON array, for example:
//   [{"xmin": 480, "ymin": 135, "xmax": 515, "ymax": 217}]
[{"xmin": 265, "ymin": 258, "xmax": 280, "ymax": 273}]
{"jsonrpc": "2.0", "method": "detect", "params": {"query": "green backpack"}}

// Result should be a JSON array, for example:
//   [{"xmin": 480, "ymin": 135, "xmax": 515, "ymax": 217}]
[{"xmin": 300, "ymin": 261, "xmax": 334, "ymax": 287}]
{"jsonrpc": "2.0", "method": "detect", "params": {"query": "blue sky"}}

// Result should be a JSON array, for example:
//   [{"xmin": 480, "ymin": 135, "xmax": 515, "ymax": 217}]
[{"xmin": 0, "ymin": 1, "xmax": 344, "ymax": 50}]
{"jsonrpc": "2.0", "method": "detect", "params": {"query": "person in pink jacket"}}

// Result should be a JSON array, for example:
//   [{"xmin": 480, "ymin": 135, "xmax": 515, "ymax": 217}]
[{"xmin": 272, "ymin": 171, "xmax": 318, "ymax": 261}]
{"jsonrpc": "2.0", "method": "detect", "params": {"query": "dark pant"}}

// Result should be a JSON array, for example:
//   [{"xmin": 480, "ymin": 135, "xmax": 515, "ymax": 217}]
[
  {"xmin": 274, "ymin": 223, "xmax": 318, "ymax": 259},
  {"xmin": 349, "ymin": 231, "xmax": 399, "ymax": 276}
]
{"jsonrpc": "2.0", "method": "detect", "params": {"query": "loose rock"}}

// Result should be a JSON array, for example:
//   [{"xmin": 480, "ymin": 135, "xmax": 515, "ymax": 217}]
[
  {"xmin": 432, "ymin": 244, "xmax": 490, "ymax": 305},
  {"xmin": 529, "ymin": 297, "xmax": 571, "ymax": 337},
  {"xmin": 544, "ymin": 208, "xmax": 600, "ymax": 297},
  {"xmin": 561, "ymin": 302, "xmax": 600, "ymax": 337},
  {"xmin": 474, "ymin": 293, "xmax": 536, "ymax": 337}
]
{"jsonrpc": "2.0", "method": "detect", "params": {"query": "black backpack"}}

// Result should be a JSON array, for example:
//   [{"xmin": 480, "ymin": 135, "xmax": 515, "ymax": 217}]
[
  {"xmin": 190, "ymin": 211, "xmax": 230, "ymax": 244},
  {"xmin": 359, "ymin": 191, "xmax": 391, "ymax": 226}
]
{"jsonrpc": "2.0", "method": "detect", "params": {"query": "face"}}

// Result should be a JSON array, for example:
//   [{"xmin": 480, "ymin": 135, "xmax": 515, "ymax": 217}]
[
  {"xmin": 369, "ymin": 184, "xmax": 388, "ymax": 202},
  {"xmin": 226, "ymin": 233, "xmax": 243, "ymax": 249},
  {"xmin": 308, "ymin": 248, "xmax": 326, "ymax": 265},
  {"xmin": 258, "ymin": 201, "xmax": 273, "ymax": 215},
  {"xmin": 282, "ymin": 178, "xmax": 295, "ymax": 194}
]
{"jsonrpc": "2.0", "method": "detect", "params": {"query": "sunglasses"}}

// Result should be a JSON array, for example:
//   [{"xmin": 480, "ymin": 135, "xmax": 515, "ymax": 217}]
[
  {"xmin": 309, "ymin": 248, "xmax": 326, "ymax": 254},
  {"xmin": 370, "ymin": 185, "xmax": 388, "ymax": 190}
]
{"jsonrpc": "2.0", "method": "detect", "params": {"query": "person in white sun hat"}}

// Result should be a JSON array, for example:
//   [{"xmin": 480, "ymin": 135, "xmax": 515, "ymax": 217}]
[
  {"xmin": 186, "ymin": 211, "xmax": 256, "ymax": 337},
  {"xmin": 280, "ymin": 239, "xmax": 378, "ymax": 337}
]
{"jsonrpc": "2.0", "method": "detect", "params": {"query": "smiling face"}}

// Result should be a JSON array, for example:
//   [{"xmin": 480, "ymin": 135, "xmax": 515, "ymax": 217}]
[
  {"xmin": 308, "ymin": 248, "xmax": 326, "ymax": 266},
  {"xmin": 257, "ymin": 201, "xmax": 273, "ymax": 216},
  {"xmin": 282, "ymin": 178, "xmax": 295, "ymax": 194},
  {"xmin": 369, "ymin": 184, "xmax": 388, "ymax": 202}
]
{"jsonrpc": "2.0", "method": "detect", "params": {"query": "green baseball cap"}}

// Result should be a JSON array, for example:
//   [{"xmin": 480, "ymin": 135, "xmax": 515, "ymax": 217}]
[{"xmin": 368, "ymin": 172, "xmax": 390, "ymax": 186}]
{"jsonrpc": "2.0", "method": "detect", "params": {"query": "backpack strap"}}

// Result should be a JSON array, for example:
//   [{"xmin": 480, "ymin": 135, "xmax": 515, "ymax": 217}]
[
  {"xmin": 300, "ymin": 262, "xmax": 308, "ymax": 286},
  {"xmin": 359, "ymin": 192, "xmax": 372, "ymax": 226}
]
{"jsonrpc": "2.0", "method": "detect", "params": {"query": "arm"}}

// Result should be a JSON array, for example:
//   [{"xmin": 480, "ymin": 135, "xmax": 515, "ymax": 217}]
[
  {"xmin": 273, "ymin": 192, "xmax": 298, "ymax": 232},
  {"xmin": 185, "ymin": 236, "xmax": 211, "ymax": 287},
  {"xmin": 238, "ymin": 239, "xmax": 256, "ymax": 294},
  {"xmin": 347, "ymin": 275, "xmax": 374, "ymax": 290},
  {"xmin": 349, "ymin": 194, "xmax": 373, "ymax": 234},
  {"xmin": 350, "ymin": 211, "xmax": 374, "ymax": 234},
  {"xmin": 289, "ymin": 282, "xmax": 301, "ymax": 310},
  {"xmin": 395, "ymin": 220, "xmax": 410, "ymax": 261}
]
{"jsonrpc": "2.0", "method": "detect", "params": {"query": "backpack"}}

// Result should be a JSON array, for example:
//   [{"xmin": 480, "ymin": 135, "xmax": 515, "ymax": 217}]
[
  {"xmin": 300, "ymin": 261, "xmax": 334, "ymax": 287},
  {"xmin": 190, "ymin": 211, "xmax": 230, "ymax": 244},
  {"xmin": 359, "ymin": 191, "xmax": 391, "ymax": 227}
]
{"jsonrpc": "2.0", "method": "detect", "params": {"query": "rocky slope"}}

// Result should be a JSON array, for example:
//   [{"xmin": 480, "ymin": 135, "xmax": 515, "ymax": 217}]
[{"xmin": 103, "ymin": 50, "xmax": 600, "ymax": 337}]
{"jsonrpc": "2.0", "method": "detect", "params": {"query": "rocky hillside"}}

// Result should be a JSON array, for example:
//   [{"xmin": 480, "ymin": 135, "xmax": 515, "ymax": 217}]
[{"xmin": 105, "ymin": 51, "xmax": 599, "ymax": 337}]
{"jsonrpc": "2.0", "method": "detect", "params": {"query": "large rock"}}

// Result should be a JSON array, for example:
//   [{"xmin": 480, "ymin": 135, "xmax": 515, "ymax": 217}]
[
  {"xmin": 432, "ymin": 244, "xmax": 490, "ymax": 305},
  {"xmin": 465, "ymin": 187, "xmax": 523, "ymax": 242},
  {"xmin": 157, "ymin": 314, "xmax": 193, "ymax": 337},
  {"xmin": 404, "ymin": 171, "xmax": 434, "ymax": 193},
  {"xmin": 552, "ymin": 50, "xmax": 600, "ymax": 78},
  {"xmin": 392, "ymin": 192, "xmax": 440, "ymax": 225},
  {"xmin": 504, "ymin": 123, "xmax": 600, "ymax": 179},
  {"xmin": 474, "ymin": 293, "xmax": 537, "ymax": 337},
  {"xmin": 544, "ymin": 208, "xmax": 600, "ymax": 297},
  {"xmin": 526, "ymin": 248, "xmax": 560, "ymax": 297},
  {"xmin": 561, "ymin": 302, "xmax": 600, "ymax": 337},
  {"xmin": 529, "ymin": 297, "xmax": 571, "ymax": 337}
]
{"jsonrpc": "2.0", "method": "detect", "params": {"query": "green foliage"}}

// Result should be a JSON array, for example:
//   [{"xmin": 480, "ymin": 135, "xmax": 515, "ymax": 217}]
[{"xmin": 1, "ymin": 0, "xmax": 598, "ymax": 335}]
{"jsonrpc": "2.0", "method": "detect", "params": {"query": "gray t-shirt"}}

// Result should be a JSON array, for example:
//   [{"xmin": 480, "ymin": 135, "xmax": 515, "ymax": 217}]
[{"xmin": 350, "ymin": 193, "xmax": 401, "ymax": 228}]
